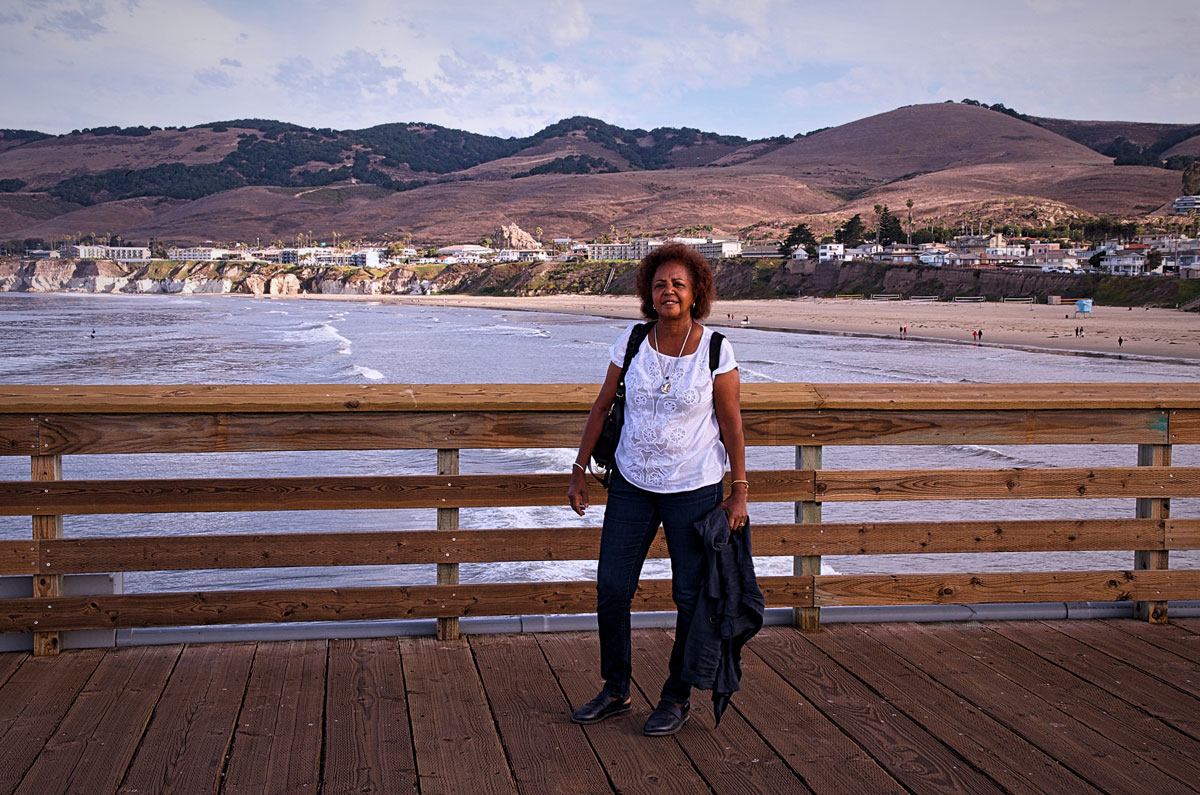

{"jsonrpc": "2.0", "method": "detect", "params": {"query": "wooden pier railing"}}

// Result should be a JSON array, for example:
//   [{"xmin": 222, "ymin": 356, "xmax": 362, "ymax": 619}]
[{"xmin": 1, "ymin": 383, "xmax": 1198, "ymax": 655}]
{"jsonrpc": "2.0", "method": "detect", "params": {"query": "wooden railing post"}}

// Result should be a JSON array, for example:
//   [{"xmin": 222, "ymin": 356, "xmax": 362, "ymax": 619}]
[
  {"xmin": 795, "ymin": 445, "xmax": 822, "ymax": 631},
  {"xmin": 31, "ymin": 454, "xmax": 63, "ymax": 656},
  {"xmin": 1135, "ymin": 443, "xmax": 1171, "ymax": 623},
  {"xmin": 437, "ymin": 448, "xmax": 460, "ymax": 640}
]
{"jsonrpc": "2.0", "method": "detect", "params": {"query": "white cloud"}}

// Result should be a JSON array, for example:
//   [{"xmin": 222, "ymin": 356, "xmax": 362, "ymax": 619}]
[{"xmin": 0, "ymin": 0, "xmax": 1195, "ymax": 137}]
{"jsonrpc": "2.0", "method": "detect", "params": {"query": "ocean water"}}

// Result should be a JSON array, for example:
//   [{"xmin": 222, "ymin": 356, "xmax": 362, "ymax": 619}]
[{"xmin": 1, "ymin": 291, "xmax": 1196, "ymax": 592}]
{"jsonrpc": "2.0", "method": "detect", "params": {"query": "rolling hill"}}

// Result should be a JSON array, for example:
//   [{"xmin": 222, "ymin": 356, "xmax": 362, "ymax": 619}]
[{"xmin": 0, "ymin": 103, "xmax": 1194, "ymax": 245}]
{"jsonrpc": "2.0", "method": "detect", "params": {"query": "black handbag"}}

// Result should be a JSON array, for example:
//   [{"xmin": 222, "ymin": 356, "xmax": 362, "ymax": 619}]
[{"xmin": 591, "ymin": 322, "xmax": 650, "ymax": 487}]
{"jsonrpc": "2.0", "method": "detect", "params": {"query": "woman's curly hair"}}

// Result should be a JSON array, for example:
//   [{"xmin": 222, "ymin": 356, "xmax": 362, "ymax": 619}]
[{"xmin": 635, "ymin": 243, "xmax": 715, "ymax": 320}]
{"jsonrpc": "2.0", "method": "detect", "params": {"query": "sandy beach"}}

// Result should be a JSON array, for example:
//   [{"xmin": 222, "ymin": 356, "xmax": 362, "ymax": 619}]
[{"xmin": 356, "ymin": 293, "xmax": 1200, "ymax": 363}]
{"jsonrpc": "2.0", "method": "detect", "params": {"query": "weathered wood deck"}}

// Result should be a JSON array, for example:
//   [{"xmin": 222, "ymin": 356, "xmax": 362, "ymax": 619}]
[{"xmin": 2, "ymin": 619, "xmax": 1199, "ymax": 794}]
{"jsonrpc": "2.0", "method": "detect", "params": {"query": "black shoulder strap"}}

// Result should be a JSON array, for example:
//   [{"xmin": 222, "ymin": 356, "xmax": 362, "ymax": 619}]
[
  {"xmin": 619, "ymin": 323, "xmax": 651, "ymax": 390},
  {"xmin": 709, "ymin": 331, "xmax": 725, "ymax": 374}
]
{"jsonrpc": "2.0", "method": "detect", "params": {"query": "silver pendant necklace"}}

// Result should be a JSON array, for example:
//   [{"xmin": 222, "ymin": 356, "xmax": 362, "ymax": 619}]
[{"xmin": 653, "ymin": 319, "xmax": 692, "ymax": 394}]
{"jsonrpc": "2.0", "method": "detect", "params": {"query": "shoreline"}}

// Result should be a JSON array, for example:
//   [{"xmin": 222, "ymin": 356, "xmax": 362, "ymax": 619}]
[
  {"xmin": 323, "ymin": 292, "xmax": 1200, "ymax": 365},
  {"xmin": 7, "ymin": 288, "xmax": 1200, "ymax": 364}
]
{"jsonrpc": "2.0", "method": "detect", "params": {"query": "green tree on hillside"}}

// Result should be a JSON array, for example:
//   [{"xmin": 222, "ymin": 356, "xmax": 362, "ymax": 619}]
[
  {"xmin": 780, "ymin": 222, "xmax": 816, "ymax": 259},
  {"xmin": 875, "ymin": 205, "xmax": 904, "ymax": 245},
  {"xmin": 1184, "ymin": 161, "xmax": 1200, "ymax": 196},
  {"xmin": 834, "ymin": 214, "xmax": 865, "ymax": 247}
]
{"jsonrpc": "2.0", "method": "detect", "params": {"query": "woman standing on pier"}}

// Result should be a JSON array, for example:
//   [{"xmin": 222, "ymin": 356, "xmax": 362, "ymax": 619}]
[{"xmin": 567, "ymin": 243, "xmax": 749, "ymax": 736}]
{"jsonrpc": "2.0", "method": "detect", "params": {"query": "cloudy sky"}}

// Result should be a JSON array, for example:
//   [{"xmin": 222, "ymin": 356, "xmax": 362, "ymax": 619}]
[{"xmin": 2, "ymin": 0, "xmax": 1197, "ymax": 139}]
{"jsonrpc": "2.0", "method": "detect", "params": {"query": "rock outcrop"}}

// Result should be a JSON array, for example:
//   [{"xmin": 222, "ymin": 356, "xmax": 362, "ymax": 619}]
[{"xmin": 493, "ymin": 223, "xmax": 541, "ymax": 250}]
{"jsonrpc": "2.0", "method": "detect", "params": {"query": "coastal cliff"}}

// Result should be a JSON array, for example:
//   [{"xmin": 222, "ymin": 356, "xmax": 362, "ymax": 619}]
[{"xmin": 1, "ymin": 257, "xmax": 1195, "ymax": 307}]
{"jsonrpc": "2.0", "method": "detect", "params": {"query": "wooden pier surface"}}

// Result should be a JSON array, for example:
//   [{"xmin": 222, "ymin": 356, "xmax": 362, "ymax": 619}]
[{"xmin": 2, "ymin": 619, "xmax": 1199, "ymax": 794}]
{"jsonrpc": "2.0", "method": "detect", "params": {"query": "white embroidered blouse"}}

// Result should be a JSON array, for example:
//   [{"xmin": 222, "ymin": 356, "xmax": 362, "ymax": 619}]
[{"xmin": 608, "ymin": 322, "xmax": 738, "ymax": 493}]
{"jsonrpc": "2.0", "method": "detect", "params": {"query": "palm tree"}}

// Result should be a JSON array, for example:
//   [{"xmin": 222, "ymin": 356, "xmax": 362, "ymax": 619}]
[{"xmin": 906, "ymin": 198, "xmax": 914, "ymax": 245}]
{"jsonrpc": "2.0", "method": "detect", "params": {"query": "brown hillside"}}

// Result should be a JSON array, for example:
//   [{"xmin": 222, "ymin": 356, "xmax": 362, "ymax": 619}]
[
  {"xmin": 456, "ymin": 133, "xmax": 634, "ymax": 180},
  {"xmin": 88, "ymin": 169, "xmax": 836, "ymax": 244},
  {"xmin": 747, "ymin": 103, "xmax": 1109, "ymax": 196},
  {"xmin": 841, "ymin": 162, "xmax": 1183, "ymax": 220},
  {"xmin": 2, "ymin": 104, "xmax": 1194, "ymax": 245},
  {"xmin": 1164, "ymin": 135, "xmax": 1200, "ymax": 158},
  {"xmin": 1030, "ymin": 116, "xmax": 1195, "ymax": 151},
  {"xmin": 0, "ymin": 129, "xmax": 245, "ymax": 188},
  {"xmin": 9, "ymin": 196, "xmax": 185, "ymax": 240}
]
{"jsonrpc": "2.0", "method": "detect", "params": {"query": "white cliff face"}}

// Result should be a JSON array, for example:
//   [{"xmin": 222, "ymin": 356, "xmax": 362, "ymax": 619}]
[
  {"xmin": 269, "ymin": 273, "xmax": 302, "ymax": 295},
  {"xmin": 0, "ymin": 258, "xmax": 449, "ymax": 297}
]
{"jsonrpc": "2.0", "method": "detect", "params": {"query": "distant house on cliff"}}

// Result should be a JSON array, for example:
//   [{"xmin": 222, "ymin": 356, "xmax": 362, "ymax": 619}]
[
  {"xmin": 817, "ymin": 243, "xmax": 843, "ymax": 262},
  {"xmin": 168, "ymin": 247, "xmax": 229, "ymax": 261},
  {"xmin": 1100, "ymin": 249, "xmax": 1147, "ymax": 276}
]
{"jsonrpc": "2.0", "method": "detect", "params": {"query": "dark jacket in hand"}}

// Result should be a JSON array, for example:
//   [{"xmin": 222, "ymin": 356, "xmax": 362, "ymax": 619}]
[{"xmin": 681, "ymin": 507, "xmax": 765, "ymax": 725}]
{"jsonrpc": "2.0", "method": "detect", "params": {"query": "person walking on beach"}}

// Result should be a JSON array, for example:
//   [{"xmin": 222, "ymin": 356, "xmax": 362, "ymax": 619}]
[
  {"xmin": 567, "ymin": 243, "xmax": 753, "ymax": 737},
  {"xmin": 1118, "ymin": 336, "xmax": 1124, "ymax": 348}
]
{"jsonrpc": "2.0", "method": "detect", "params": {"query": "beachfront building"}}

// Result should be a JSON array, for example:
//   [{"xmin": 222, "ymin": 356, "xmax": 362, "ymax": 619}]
[
  {"xmin": 496, "ymin": 249, "xmax": 549, "ymax": 263},
  {"xmin": 741, "ymin": 242, "xmax": 784, "ymax": 259},
  {"xmin": 818, "ymin": 243, "xmax": 843, "ymax": 262},
  {"xmin": 585, "ymin": 241, "xmax": 635, "ymax": 260},
  {"xmin": 280, "ymin": 248, "xmax": 321, "ymax": 265},
  {"xmin": 1100, "ymin": 249, "xmax": 1147, "ymax": 276},
  {"xmin": 167, "ymin": 247, "xmax": 230, "ymax": 261},
  {"xmin": 62, "ymin": 244, "xmax": 151, "ymax": 261},
  {"xmin": 986, "ymin": 242, "xmax": 1028, "ymax": 259},
  {"xmin": 879, "ymin": 244, "xmax": 919, "ymax": 264},
  {"xmin": 437, "ymin": 245, "xmax": 493, "ymax": 260},
  {"xmin": 919, "ymin": 249, "xmax": 952, "ymax": 267},
  {"xmin": 693, "ymin": 238, "xmax": 742, "ymax": 260},
  {"xmin": 1173, "ymin": 196, "xmax": 1200, "ymax": 215},
  {"xmin": 350, "ymin": 249, "xmax": 383, "ymax": 269}
]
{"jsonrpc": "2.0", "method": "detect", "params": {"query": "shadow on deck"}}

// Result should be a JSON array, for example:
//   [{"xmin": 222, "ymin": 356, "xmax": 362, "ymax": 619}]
[{"xmin": 2, "ymin": 619, "xmax": 1200, "ymax": 794}]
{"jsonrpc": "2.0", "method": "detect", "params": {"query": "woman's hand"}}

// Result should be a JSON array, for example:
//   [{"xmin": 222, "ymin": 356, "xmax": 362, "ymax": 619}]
[
  {"xmin": 569, "ymin": 468, "xmax": 590, "ymax": 516},
  {"xmin": 720, "ymin": 487, "xmax": 749, "ymax": 531}
]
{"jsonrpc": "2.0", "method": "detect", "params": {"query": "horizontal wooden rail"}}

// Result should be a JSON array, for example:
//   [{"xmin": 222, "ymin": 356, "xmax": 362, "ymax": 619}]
[
  {"xmin": 3, "ymin": 467, "xmax": 1197, "ymax": 516},
  {"xmin": 813, "ymin": 466, "xmax": 1200, "ymax": 501},
  {"xmin": 0, "ymin": 471, "xmax": 814, "ymax": 515},
  {"xmin": 2, "ymin": 518, "xmax": 1198, "ymax": 576},
  {"xmin": 0, "ymin": 577, "xmax": 812, "ymax": 632},
  {"xmin": 812, "ymin": 570, "xmax": 1200, "ymax": 606},
  {"xmin": 3, "ymin": 383, "xmax": 1198, "ymax": 413},
  {"xmin": 1, "ymin": 408, "xmax": 1185, "ymax": 455}
]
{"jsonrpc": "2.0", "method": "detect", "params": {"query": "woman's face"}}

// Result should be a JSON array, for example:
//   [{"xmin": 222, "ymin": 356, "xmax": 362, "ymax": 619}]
[{"xmin": 651, "ymin": 261, "xmax": 694, "ymax": 320}]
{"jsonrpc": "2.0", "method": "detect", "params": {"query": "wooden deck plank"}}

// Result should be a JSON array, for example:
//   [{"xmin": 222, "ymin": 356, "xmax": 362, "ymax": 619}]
[
  {"xmin": 399, "ymin": 636, "xmax": 516, "ymax": 795},
  {"xmin": 942, "ymin": 622, "xmax": 1200, "ymax": 789},
  {"xmin": 117, "ymin": 643, "xmax": 254, "ymax": 795},
  {"xmin": 470, "ymin": 633, "xmax": 611, "ymax": 795},
  {"xmin": 222, "ymin": 639, "xmax": 326, "ymax": 795},
  {"xmin": 751, "ymin": 627, "xmax": 1003, "ymax": 794},
  {"xmin": 995, "ymin": 621, "xmax": 1200, "ymax": 740},
  {"xmin": 13, "ymin": 645, "xmax": 179, "ymax": 795},
  {"xmin": 536, "ymin": 631, "xmax": 707, "ymax": 794},
  {"xmin": 1173, "ymin": 616, "xmax": 1200, "ymax": 635},
  {"xmin": 1106, "ymin": 618, "xmax": 1200, "ymax": 663},
  {"xmin": 873, "ymin": 623, "xmax": 1200, "ymax": 793},
  {"xmin": 1048, "ymin": 619, "xmax": 1200, "ymax": 695},
  {"xmin": 802, "ymin": 624, "xmax": 1101, "ymax": 795},
  {"xmin": 323, "ymin": 637, "xmax": 418, "ymax": 795},
  {"xmin": 717, "ymin": 630, "xmax": 903, "ymax": 793},
  {"xmin": 631, "ymin": 628, "xmax": 812, "ymax": 794},
  {"xmin": 0, "ymin": 651, "xmax": 26, "ymax": 687},
  {"xmin": 0, "ymin": 650, "xmax": 104, "ymax": 794}
]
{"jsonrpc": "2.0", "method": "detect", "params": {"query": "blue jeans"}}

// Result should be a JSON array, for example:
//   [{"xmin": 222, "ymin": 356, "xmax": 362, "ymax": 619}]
[{"xmin": 596, "ymin": 470, "xmax": 724, "ymax": 704}]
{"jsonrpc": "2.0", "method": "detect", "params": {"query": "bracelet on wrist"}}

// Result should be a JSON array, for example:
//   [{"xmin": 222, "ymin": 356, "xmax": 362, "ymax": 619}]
[
  {"xmin": 731, "ymin": 479, "xmax": 749, "ymax": 491},
  {"xmin": 572, "ymin": 462, "xmax": 586, "ymax": 473}
]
